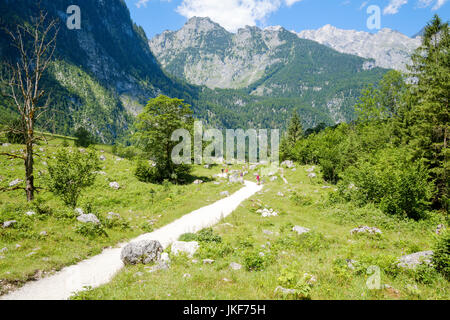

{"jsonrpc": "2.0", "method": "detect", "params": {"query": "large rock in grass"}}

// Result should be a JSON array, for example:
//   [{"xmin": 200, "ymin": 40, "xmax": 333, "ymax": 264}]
[
  {"xmin": 398, "ymin": 251, "xmax": 434, "ymax": 269},
  {"xmin": 9, "ymin": 179, "xmax": 23, "ymax": 187},
  {"xmin": 171, "ymin": 241, "xmax": 199, "ymax": 258},
  {"xmin": 2, "ymin": 220, "xmax": 17, "ymax": 228},
  {"xmin": 121, "ymin": 240, "xmax": 164, "ymax": 265},
  {"xmin": 109, "ymin": 182, "xmax": 120, "ymax": 190},
  {"xmin": 351, "ymin": 226, "xmax": 382, "ymax": 235},
  {"xmin": 292, "ymin": 226, "xmax": 310, "ymax": 235},
  {"xmin": 281, "ymin": 160, "xmax": 295, "ymax": 168},
  {"xmin": 77, "ymin": 214, "xmax": 100, "ymax": 224}
]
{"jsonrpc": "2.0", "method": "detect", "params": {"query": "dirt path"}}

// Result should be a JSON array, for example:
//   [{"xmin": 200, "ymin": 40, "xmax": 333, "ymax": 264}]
[{"xmin": 1, "ymin": 181, "xmax": 262, "ymax": 300}]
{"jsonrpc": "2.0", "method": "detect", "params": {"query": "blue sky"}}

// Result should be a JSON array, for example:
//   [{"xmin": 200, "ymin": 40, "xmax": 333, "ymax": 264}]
[{"xmin": 124, "ymin": 0, "xmax": 449, "ymax": 38}]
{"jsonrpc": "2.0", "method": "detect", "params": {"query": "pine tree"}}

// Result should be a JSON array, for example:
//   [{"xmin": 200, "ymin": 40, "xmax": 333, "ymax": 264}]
[
  {"xmin": 280, "ymin": 112, "xmax": 303, "ymax": 161},
  {"xmin": 286, "ymin": 112, "xmax": 303, "ymax": 145},
  {"xmin": 408, "ymin": 15, "xmax": 449, "ymax": 209}
]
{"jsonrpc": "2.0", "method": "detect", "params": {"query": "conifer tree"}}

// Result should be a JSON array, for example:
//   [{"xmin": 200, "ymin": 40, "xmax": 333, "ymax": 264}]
[{"xmin": 408, "ymin": 15, "xmax": 449, "ymax": 209}]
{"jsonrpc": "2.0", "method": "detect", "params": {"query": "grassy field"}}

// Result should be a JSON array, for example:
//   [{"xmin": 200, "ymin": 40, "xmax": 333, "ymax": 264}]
[
  {"xmin": 0, "ymin": 140, "xmax": 241, "ymax": 295},
  {"xmin": 71, "ymin": 164, "xmax": 449, "ymax": 300}
]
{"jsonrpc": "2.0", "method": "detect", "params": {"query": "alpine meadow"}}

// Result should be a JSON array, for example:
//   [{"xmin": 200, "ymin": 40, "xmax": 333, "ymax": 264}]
[{"xmin": 0, "ymin": 0, "xmax": 448, "ymax": 305}]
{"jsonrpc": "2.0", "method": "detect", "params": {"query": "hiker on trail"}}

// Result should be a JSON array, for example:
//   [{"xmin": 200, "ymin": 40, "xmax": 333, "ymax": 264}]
[
  {"xmin": 256, "ymin": 174, "xmax": 260, "ymax": 185},
  {"xmin": 221, "ymin": 168, "xmax": 224, "ymax": 175}
]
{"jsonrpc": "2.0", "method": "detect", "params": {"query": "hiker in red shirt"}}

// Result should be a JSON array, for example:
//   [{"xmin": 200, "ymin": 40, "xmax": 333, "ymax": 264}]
[{"xmin": 256, "ymin": 174, "xmax": 260, "ymax": 185}]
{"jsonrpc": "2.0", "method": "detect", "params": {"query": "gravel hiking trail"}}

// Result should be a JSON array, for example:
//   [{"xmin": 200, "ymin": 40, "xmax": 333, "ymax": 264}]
[{"xmin": 1, "ymin": 180, "xmax": 262, "ymax": 300}]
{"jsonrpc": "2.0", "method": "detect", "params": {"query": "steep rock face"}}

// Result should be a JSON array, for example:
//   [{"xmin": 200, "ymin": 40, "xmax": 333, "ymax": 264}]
[
  {"xmin": 296, "ymin": 25, "xmax": 421, "ymax": 72},
  {"xmin": 149, "ymin": 17, "xmax": 388, "ymax": 127},
  {"xmin": 0, "ymin": 0, "xmax": 188, "ymax": 142},
  {"xmin": 150, "ymin": 18, "xmax": 290, "ymax": 89}
]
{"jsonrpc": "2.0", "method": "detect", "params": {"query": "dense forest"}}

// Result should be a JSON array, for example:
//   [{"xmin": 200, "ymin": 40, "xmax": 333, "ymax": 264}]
[{"xmin": 280, "ymin": 15, "xmax": 449, "ymax": 215}]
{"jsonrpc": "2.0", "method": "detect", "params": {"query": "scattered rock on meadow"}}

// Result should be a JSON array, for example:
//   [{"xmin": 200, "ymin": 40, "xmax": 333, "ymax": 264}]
[
  {"xmin": 230, "ymin": 262, "xmax": 242, "ymax": 270},
  {"xmin": 203, "ymin": 259, "xmax": 215, "ymax": 264},
  {"xmin": 0, "ymin": 247, "xmax": 7, "ymax": 253},
  {"xmin": 193, "ymin": 179, "xmax": 203, "ymax": 185},
  {"xmin": 281, "ymin": 160, "xmax": 295, "ymax": 168},
  {"xmin": 292, "ymin": 226, "xmax": 310, "ymax": 235},
  {"xmin": 2, "ymin": 220, "xmax": 17, "ymax": 229},
  {"xmin": 99, "ymin": 155, "xmax": 106, "ymax": 161},
  {"xmin": 74, "ymin": 208, "xmax": 84, "ymax": 216},
  {"xmin": 229, "ymin": 174, "xmax": 240, "ymax": 184},
  {"xmin": 221, "ymin": 223, "xmax": 234, "ymax": 228},
  {"xmin": 274, "ymin": 286, "xmax": 296, "ymax": 295},
  {"xmin": 39, "ymin": 231, "xmax": 48, "ymax": 236},
  {"xmin": 171, "ymin": 241, "xmax": 199, "ymax": 258},
  {"xmin": 436, "ymin": 224, "xmax": 445, "ymax": 235},
  {"xmin": 257, "ymin": 208, "xmax": 278, "ymax": 217},
  {"xmin": 183, "ymin": 273, "xmax": 191, "ymax": 278},
  {"xmin": 306, "ymin": 166, "xmax": 315, "ymax": 173},
  {"xmin": 160, "ymin": 252, "xmax": 171, "ymax": 264},
  {"xmin": 397, "ymin": 251, "xmax": 434, "ymax": 269},
  {"xmin": 25, "ymin": 211, "xmax": 36, "ymax": 217},
  {"xmin": 277, "ymin": 192, "xmax": 285, "ymax": 197},
  {"xmin": 121, "ymin": 240, "xmax": 163, "ymax": 265},
  {"xmin": 9, "ymin": 179, "xmax": 22, "ymax": 187},
  {"xmin": 263, "ymin": 230, "xmax": 274, "ymax": 235},
  {"xmin": 77, "ymin": 213, "xmax": 100, "ymax": 224},
  {"xmin": 346, "ymin": 259, "xmax": 357, "ymax": 270},
  {"xmin": 270, "ymin": 176, "xmax": 278, "ymax": 181},
  {"xmin": 220, "ymin": 191, "xmax": 230, "ymax": 197},
  {"xmin": 307, "ymin": 173, "xmax": 317, "ymax": 179},
  {"xmin": 107, "ymin": 212, "xmax": 120, "ymax": 219},
  {"xmin": 147, "ymin": 261, "xmax": 170, "ymax": 273},
  {"xmin": 350, "ymin": 226, "xmax": 382, "ymax": 235},
  {"xmin": 109, "ymin": 182, "xmax": 120, "ymax": 190}
]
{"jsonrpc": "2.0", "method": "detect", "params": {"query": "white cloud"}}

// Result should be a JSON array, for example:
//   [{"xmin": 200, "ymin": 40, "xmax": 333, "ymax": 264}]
[
  {"xmin": 285, "ymin": 0, "xmax": 302, "ymax": 6},
  {"xmin": 359, "ymin": 1, "xmax": 369, "ymax": 10},
  {"xmin": 175, "ymin": 0, "xmax": 303, "ymax": 32},
  {"xmin": 383, "ymin": 0, "xmax": 408, "ymax": 14},
  {"xmin": 136, "ymin": 0, "xmax": 171, "ymax": 9},
  {"xmin": 418, "ymin": 0, "xmax": 449, "ymax": 9}
]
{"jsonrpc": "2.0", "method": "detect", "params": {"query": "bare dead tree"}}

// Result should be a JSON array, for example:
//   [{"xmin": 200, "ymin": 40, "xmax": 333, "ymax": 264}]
[{"xmin": 0, "ymin": 11, "xmax": 59, "ymax": 201}]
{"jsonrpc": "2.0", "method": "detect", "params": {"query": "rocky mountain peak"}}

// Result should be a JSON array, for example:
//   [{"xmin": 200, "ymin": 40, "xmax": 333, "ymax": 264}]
[
  {"xmin": 183, "ymin": 16, "xmax": 226, "ymax": 33},
  {"xmin": 297, "ymin": 25, "xmax": 421, "ymax": 71}
]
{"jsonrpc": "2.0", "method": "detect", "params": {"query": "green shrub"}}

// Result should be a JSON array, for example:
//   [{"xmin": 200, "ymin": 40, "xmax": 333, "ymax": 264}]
[
  {"xmin": 432, "ymin": 230, "xmax": 450, "ymax": 279},
  {"xmin": 75, "ymin": 223, "xmax": 107, "ymax": 238},
  {"xmin": 74, "ymin": 127, "xmax": 95, "ymax": 148},
  {"xmin": 197, "ymin": 228, "xmax": 222, "ymax": 243},
  {"xmin": 5, "ymin": 118, "xmax": 26, "ymax": 144},
  {"xmin": 134, "ymin": 160, "xmax": 161, "ymax": 183},
  {"xmin": 277, "ymin": 265, "xmax": 314, "ymax": 300},
  {"xmin": 197, "ymin": 242, "xmax": 234, "ymax": 259},
  {"xmin": 31, "ymin": 197, "xmax": 53, "ymax": 216},
  {"xmin": 179, "ymin": 233, "xmax": 198, "ymax": 242},
  {"xmin": 336, "ymin": 148, "xmax": 435, "ymax": 220},
  {"xmin": 46, "ymin": 148, "xmax": 100, "ymax": 208},
  {"xmin": 243, "ymin": 251, "xmax": 265, "ymax": 271},
  {"xmin": 295, "ymin": 231, "xmax": 330, "ymax": 252}
]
